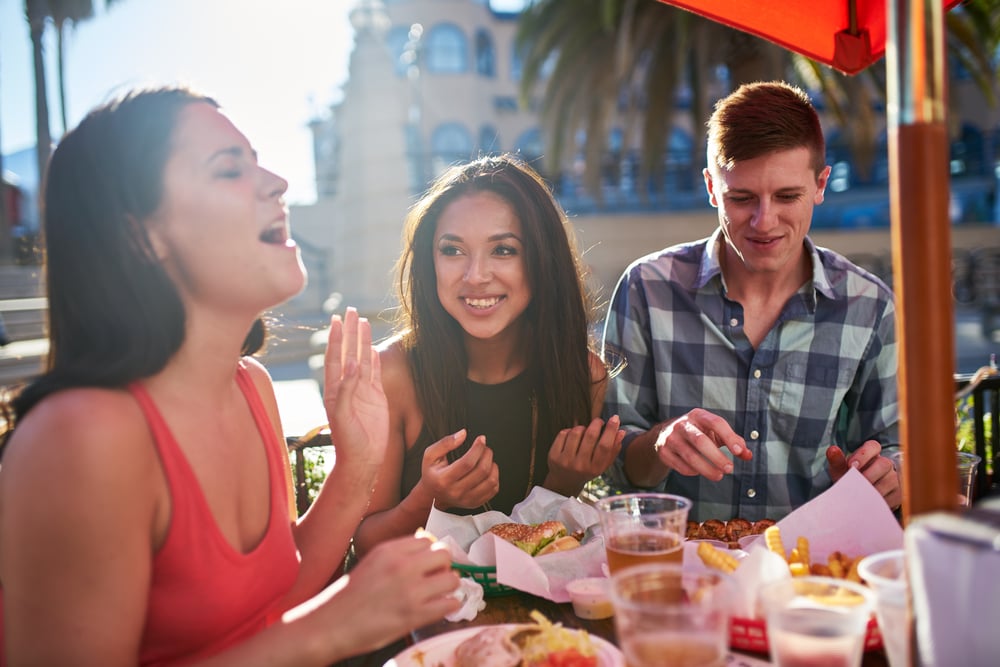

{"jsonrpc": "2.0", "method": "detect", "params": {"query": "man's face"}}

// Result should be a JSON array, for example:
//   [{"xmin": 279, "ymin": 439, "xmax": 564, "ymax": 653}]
[{"xmin": 704, "ymin": 147, "xmax": 830, "ymax": 280}]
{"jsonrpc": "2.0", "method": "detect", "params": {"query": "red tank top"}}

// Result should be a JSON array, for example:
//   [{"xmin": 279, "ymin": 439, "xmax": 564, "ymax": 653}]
[
  {"xmin": 0, "ymin": 361, "xmax": 301, "ymax": 665},
  {"xmin": 136, "ymin": 362, "xmax": 300, "ymax": 665}
]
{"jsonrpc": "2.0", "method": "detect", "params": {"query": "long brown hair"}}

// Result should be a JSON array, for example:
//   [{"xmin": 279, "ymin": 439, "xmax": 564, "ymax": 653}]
[
  {"xmin": 393, "ymin": 154, "xmax": 599, "ymax": 445},
  {"xmin": 1, "ymin": 86, "xmax": 265, "ymax": 451}
]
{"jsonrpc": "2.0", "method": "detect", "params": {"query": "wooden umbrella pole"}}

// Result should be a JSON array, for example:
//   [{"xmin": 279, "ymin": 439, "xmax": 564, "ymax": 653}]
[{"xmin": 887, "ymin": 0, "xmax": 957, "ymax": 522}]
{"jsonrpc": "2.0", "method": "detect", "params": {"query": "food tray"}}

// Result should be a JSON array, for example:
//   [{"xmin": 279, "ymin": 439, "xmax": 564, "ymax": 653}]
[
  {"xmin": 451, "ymin": 563, "xmax": 516, "ymax": 597},
  {"xmin": 730, "ymin": 616, "xmax": 883, "ymax": 654}
]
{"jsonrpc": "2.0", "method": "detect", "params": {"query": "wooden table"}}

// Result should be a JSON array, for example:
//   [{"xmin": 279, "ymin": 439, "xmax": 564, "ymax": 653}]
[{"xmin": 335, "ymin": 589, "xmax": 889, "ymax": 666}]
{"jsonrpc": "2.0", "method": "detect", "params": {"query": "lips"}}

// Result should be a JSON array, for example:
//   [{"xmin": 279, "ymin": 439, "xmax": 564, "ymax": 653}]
[{"xmin": 463, "ymin": 296, "xmax": 504, "ymax": 309}]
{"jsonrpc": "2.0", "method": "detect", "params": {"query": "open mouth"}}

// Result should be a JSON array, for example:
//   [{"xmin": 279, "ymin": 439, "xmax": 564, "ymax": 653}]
[
  {"xmin": 464, "ymin": 296, "xmax": 504, "ymax": 309},
  {"xmin": 259, "ymin": 223, "xmax": 289, "ymax": 245}
]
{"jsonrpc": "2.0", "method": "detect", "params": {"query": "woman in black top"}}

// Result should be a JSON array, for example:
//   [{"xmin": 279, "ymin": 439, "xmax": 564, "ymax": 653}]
[{"xmin": 354, "ymin": 155, "xmax": 623, "ymax": 555}]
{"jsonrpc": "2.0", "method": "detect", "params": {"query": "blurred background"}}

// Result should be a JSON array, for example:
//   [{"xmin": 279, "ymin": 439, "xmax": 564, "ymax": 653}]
[{"xmin": 1, "ymin": 0, "xmax": 998, "ymax": 427}]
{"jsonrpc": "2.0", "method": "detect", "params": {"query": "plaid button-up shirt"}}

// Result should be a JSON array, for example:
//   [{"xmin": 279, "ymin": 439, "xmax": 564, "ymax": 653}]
[{"xmin": 601, "ymin": 229, "xmax": 898, "ymax": 522}]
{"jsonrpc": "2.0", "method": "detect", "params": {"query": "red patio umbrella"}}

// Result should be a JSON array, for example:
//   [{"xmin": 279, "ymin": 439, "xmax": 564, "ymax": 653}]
[
  {"xmin": 659, "ymin": 0, "xmax": 963, "ymax": 75},
  {"xmin": 657, "ymin": 0, "xmax": 966, "ymax": 521}
]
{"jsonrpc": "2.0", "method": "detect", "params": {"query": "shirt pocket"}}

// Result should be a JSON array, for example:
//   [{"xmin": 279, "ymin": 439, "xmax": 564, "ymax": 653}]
[{"xmin": 770, "ymin": 360, "xmax": 856, "ymax": 460}]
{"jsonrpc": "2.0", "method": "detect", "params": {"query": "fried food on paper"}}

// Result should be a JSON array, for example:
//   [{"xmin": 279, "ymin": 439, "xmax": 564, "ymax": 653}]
[
  {"xmin": 700, "ymin": 519, "xmax": 728, "ymax": 541},
  {"xmin": 696, "ymin": 541, "xmax": 740, "ymax": 574},
  {"xmin": 764, "ymin": 525, "xmax": 786, "ymax": 560}
]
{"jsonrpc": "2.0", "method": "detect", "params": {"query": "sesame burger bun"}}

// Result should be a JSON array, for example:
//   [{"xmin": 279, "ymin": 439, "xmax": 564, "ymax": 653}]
[
  {"xmin": 487, "ymin": 521, "xmax": 568, "ymax": 556},
  {"xmin": 535, "ymin": 534, "xmax": 581, "ymax": 556}
]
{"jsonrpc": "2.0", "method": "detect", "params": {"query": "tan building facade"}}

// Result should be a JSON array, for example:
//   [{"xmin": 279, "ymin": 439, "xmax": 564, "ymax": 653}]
[{"xmin": 294, "ymin": 0, "xmax": 999, "ymax": 334}]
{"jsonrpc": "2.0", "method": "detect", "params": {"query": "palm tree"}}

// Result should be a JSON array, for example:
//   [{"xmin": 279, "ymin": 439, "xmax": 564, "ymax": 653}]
[
  {"xmin": 0, "ymin": 40, "xmax": 9, "ymax": 261},
  {"xmin": 24, "ymin": 0, "xmax": 124, "ymax": 192},
  {"xmin": 517, "ymin": 0, "xmax": 999, "ymax": 200},
  {"xmin": 25, "ymin": 0, "xmax": 52, "ymax": 206},
  {"xmin": 49, "ymin": 0, "xmax": 99, "ymax": 134}
]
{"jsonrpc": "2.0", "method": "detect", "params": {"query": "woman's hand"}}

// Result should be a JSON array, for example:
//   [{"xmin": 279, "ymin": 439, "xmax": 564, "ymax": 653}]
[
  {"xmin": 323, "ymin": 308, "xmax": 389, "ymax": 472},
  {"xmin": 288, "ymin": 534, "xmax": 461, "ymax": 659},
  {"xmin": 417, "ymin": 430, "xmax": 500, "ymax": 510},
  {"xmin": 544, "ymin": 416, "xmax": 625, "ymax": 496}
]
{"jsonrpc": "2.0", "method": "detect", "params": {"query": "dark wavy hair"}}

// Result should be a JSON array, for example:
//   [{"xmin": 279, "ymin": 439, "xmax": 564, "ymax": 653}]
[
  {"xmin": 707, "ymin": 81, "xmax": 827, "ymax": 177},
  {"xmin": 1, "ymin": 86, "xmax": 265, "ymax": 442},
  {"xmin": 393, "ymin": 154, "xmax": 600, "ymax": 446}
]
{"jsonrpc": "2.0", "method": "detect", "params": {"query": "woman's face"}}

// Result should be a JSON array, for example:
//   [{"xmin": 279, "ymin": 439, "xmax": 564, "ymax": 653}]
[
  {"xmin": 433, "ymin": 191, "xmax": 532, "ymax": 344},
  {"xmin": 146, "ymin": 102, "xmax": 305, "ymax": 317}
]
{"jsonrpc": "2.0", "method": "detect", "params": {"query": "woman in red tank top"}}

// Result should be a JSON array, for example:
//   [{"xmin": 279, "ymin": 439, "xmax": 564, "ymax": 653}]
[{"xmin": 0, "ymin": 87, "xmax": 460, "ymax": 666}]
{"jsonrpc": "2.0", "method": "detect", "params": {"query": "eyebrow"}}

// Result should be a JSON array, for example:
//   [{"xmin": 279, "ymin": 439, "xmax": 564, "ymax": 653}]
[
  {"xmin": 437, "ymin": 232, "xmax": 523, "ymax": 243},
  {"xmin": 207, "ymin": 146, "xmax": 258, "ymax": 164}
]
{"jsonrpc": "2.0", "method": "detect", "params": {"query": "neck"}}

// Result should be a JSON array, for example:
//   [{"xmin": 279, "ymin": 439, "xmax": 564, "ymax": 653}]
[
  {"xmin": 465, "ymin": 330, "xmax": 528, "ymax": 384},
  {"xmin": 720, "ymin": 242, "xmax": 811, "ymax": 304}
]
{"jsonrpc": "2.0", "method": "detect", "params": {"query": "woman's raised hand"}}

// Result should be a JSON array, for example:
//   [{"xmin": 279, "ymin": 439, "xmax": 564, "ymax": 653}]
[
  {"xmin": 418, "ymin": 430, "xmax": 500, "ymax": 510},
  {"xmin": 544, "ymin": 416, "xmax": 625, "ymax": 496},
  {"xmin": 323, "ymin": 308, "xmax": 389, "ymax": 470}
]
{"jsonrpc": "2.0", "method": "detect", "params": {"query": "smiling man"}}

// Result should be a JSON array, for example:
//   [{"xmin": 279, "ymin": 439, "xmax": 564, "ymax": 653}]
[{"xmin": 601, "ymin": 81, "xmax": 900, "ymax": 522}]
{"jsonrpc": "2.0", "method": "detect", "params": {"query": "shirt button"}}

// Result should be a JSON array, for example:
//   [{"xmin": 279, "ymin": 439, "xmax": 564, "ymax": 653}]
[
  {"xmin": 747, "ymin": 488, "xmax": 757, "ymax": 498},
  {"xmin": 729, "ymin": 318, "xmax": 739, "ymax": 327},
  {"xmin": 753, "ymin": 369, "xmax": 762, "ymax": 379},
  {"xmin": 750, "ymin": 430, "xmax": 759, "ymax": 440}
]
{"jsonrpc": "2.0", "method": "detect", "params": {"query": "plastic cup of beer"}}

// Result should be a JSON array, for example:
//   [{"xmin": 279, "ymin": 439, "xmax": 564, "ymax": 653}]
[
  {"xmin": 888, "ymin": 449, "xmax": 982, "ymax": 507},
  {"xmin": 759, "ymin": 576, "xmax": 875, "ymax": 667},
  {"xmin": 594, "ymin": 493, "xmax": 692, "ymax": 575},
  {"xmin": 857, "ymin": 549, "xmax": 909, "ymax": 667},
  {"xmin": 609, "ymin": 563, "xmax": 732, "ymax": 667}
]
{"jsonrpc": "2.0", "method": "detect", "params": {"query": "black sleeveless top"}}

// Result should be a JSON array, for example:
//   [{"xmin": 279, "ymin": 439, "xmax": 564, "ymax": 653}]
[{"xmin": 400, "ymin": 372, "xmax": 550, "ymax": 515}]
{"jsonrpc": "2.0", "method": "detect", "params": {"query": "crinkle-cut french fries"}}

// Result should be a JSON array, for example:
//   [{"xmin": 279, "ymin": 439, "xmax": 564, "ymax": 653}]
[
  {"xmin": 764, "ymin": 525, "xmax": 786, "ymax": 560},
  {"xmin": 696, "ymin": 541, "xmax": 740, "ymax": 573},
  {"xmin": 695, "ymin": 528, "xmax": 867, "ymax": 587}
]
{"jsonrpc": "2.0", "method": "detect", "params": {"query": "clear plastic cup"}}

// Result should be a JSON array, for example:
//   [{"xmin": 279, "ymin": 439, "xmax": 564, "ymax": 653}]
[
  {"xmin": 857, "ymin": 549, "xmax": 909, "ymax": 667},
  {"xmin": 594, "ymin": 493, "xmax": 691, "ymax": 575},
  {"xmin": 888, "ymin": 449, "xmax": 982, "ymax": 507},
  {"xmin": 609, "ymin": 563, "xmax": 732, "ymax": 667},
  {"xmin": 759, "ymin": 576, "xmax": 875, "ymax": 667}
]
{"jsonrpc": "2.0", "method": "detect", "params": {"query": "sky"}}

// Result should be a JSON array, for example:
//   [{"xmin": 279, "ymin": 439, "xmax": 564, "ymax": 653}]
[
  {"xmin": 0, "ymin": 0, "xmax": 528, "ymax": 206},
  {"xmin": 1, "ymin": 0, "xmax": 355, "ymax": 205}
]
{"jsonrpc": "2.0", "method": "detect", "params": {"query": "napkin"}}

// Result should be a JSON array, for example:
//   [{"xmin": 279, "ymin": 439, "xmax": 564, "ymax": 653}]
[
  {"xmin": 425, "ymin": 486, "xmax": 606, "ymax": 602},
  {"xmin": 445, "ymin": 577, "xmax": 487, "ymax": 622},
  {"xmin": 905, "ymin": 500, "xmax": 1000, "ymax": 665}
]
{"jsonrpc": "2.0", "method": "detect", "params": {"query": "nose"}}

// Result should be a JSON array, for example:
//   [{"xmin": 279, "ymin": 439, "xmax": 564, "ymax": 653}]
[
  {"xmin": 464, "ymin": 252, "xmax": 491, "ymax": 284},
  {"xmin": 751, "ymin": 198, "xmax": 779, "ymax": 232},
  {"xmin": 258, "ymin": 166, "xmax": 288, "ymax": 200}
]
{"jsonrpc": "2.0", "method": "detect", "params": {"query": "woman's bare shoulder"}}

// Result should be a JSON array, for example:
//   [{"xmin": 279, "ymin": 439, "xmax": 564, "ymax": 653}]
[
  {"xmin": 2, "ymin": 387, "xmax": 157, "ymax": 492},
  {"xmin": 377, "ymin": 337, "xmax": 413, "ymax": 391},
  {"xmin": 588, "ymin": 348, "xmax": 610, "ymax": 383}
]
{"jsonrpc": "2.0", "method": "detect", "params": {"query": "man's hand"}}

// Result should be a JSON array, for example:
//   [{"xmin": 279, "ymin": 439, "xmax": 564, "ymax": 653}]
[
  {"xmin": 651, "ymin": 408, "xmax": 752, "ymax": 482},
  {"xmin": 826, "ymin": 442, "xmax": 901, "ymax": 510}
]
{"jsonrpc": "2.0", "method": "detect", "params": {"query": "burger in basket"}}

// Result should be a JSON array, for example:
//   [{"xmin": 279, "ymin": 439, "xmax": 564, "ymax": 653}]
[{"xmin": 487, "ymin": 521, "xmax": 583, "ymax": 557}]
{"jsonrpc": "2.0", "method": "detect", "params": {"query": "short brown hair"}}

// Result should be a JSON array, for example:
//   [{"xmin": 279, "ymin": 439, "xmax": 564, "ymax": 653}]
[{"xmin": 707, "ymin": 81, "xmax": 826, "ymax": 176}]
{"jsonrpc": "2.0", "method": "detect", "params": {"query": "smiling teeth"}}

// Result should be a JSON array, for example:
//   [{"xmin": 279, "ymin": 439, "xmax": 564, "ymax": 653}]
[{"xmin": 465, "ymin": 297, "xmax": 501, "ymax": 308}]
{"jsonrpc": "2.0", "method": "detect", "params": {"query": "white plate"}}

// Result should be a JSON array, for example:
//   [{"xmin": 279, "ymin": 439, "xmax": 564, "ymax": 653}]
[{"xmin": 384, "ymin": 623, "xmax": 624, "ymax": 667}]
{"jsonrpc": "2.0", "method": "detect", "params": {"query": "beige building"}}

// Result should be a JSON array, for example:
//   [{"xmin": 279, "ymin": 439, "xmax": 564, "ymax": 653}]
[{"xmin": 292, "ymin": 0, "xmax": 999, "ymax": 335}]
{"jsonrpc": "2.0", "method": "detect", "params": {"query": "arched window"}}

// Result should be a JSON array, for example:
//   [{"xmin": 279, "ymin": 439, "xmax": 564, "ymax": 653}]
[
  {"xmin": 664, "ymin": 127, "xmax": 695, "ymax": 192},
  {"xmin": 479, "ymin": 125, "xmax": 500, "ymax": 154},
  {"xmin": 475, "ymin": 29, "xmax": 495, "ymax": 77},
  {"xmin": 425, "ymin": 24, "xmax": 467, "ymax": 74},
  {"xmin": 431, "ymin": 123, "xmax": 474, "ymax": 175}
]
